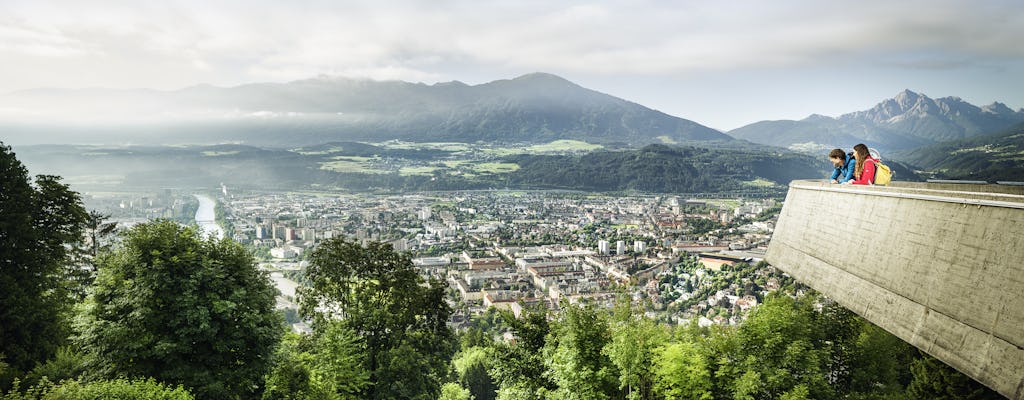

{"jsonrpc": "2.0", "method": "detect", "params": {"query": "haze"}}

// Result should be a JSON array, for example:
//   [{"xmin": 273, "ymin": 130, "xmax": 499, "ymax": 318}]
[{"xmin": 2, "ymin": 0, "xmax": 1023, "ymax": 131}]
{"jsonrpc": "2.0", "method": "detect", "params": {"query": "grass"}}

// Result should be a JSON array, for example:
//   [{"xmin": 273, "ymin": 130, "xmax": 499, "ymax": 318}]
[
  {"xmin": 657, "ymin": 136, "xmax": 678, "ymax": 145},
  {"xmin": 526, "ymin": 140, "xmax": 603, "ymax": 153},
  {"xmin": 742, "ymin": 178, "xmax": 779, "ymax": 187},
  {"xmin": 482, "ymin": 140, "xmax": 604, "ymax": 156},
  {"xmin": 376, "ymin": 141, "xmax": 470, "ymax": 152},
  {"xmin": 703, "ymin": 199, "xmax": 743, "ymax": 209},
  {"xmin": 399, "ymin": 166, "xmax": 441, "ymax": 176},
  {"xmin": 441, "ymin": 160, "xmax": 473, "ymax": 168},
  {"xmin": 471, "ymin": 162, "xmax": 520, "ymax": 174},
  {"xmin": 319, "ymin": 159, "xmax": 387, "ymax": 174}
]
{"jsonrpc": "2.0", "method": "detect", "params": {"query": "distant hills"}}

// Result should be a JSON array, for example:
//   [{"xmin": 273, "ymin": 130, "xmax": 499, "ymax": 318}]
[
  {"xmin": 0, "ymin": 73, "xmax": 729, "ymax": 146},
  {"xmin": 896, "ymin": 122, "xmax": 1024, "ymax": 181},
  {"xmin": 728, "ymin": 90, "xmax": 1024, "ymax": 152},
  {"xmin": 13, "ymin": 142, "xmax": 842, "ymax": 194}
]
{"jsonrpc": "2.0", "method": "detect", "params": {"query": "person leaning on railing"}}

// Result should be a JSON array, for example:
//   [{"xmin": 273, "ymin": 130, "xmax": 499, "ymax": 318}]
[
  {"xmin": 846, "ymin": 143, "xmax": 878, "ymax": 185},
  {"xmin": 828, "ymin": 148, "xmax": 855, "ymax": 184}
]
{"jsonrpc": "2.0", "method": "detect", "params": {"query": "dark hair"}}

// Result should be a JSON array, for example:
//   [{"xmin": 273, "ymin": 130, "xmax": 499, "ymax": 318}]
[
  {"xmin": 853, "ymin": 143, "xmax": 870, "ymax": 178},
  {"xmin": 828, "ymin": 149, "xmax": 845, "ymax": 159}
]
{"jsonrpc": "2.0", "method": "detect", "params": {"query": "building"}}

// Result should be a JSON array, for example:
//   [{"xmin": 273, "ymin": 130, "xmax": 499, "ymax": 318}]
[
  {"xmin": 270, "ymin": 247, "xmax": 297, "ymax": 259},
  {"xmin": 634, "ymin": 240, "xmax": 646, "ymax": 253},
  {"xmin": 598, "ymin": 240, "xmax": 610, "ymax": 255},
  {"xmin": 616, "ymin": 240, "xmax": 626, "ymax": 255},
  {"xmin": 697, "ymin": 252, "xmax": 752, "ymax": 271}
]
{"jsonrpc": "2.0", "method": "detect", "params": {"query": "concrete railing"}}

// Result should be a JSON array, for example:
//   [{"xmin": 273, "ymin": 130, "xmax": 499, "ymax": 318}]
[{"xmin": 766, "ymin": 180, "xmax": 1024, "ymax": 399}]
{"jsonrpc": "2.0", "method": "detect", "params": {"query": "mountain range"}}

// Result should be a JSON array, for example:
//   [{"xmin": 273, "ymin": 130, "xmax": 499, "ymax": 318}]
[
  {"xmin": 0, "ymin": 73, "xmax": 728, "ymax": 146},
  {"xmin": 728, "ymin": 90, "xmax": 1024, "ymax": 152}
]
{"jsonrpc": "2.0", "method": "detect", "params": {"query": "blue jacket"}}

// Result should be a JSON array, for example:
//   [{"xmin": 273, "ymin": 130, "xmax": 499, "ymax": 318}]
[{"xmin": 830, "ymin": 152, "xmax": 855, "ymax": 183}]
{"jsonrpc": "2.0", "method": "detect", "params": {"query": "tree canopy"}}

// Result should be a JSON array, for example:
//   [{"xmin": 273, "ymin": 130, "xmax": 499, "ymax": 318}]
[
  {"xmin": 299, "ymin": 238, "xmax": 455, "ymax": 399},
  {"xmin": 1, "ymin": 143, "xmax": 88, "ymax": 374},
  {"xmin": 76, "ymin": 220, "xmax": 281, "ymax": 399}
]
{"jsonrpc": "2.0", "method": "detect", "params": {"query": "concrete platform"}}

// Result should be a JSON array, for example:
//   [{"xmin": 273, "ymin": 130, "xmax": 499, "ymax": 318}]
[{"xmin": 766, "ymin": 180, "xmax": 1024, "ymax": 399}]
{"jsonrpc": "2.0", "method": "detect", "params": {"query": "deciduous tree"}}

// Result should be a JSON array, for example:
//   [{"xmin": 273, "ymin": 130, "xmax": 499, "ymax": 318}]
[
  {"xmin": 77, "ymin": 220, "xmax": 281, "ymax": 399},
  {"xmin": 299, "ymin": 238, "xmax": 454, "ymax": 399}
]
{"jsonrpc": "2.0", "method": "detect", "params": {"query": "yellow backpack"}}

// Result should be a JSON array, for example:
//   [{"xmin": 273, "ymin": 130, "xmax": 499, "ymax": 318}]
[
  {"xmin": 867, "ymin": 148, "xmax": 893, "ymax": 185},
  {"xmin": 873, "ymin": 160, "xmax": 892, "ymax": 185}
]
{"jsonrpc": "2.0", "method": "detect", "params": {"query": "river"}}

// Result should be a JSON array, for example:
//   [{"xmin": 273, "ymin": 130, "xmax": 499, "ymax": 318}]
[{"xmin": 193, "ymin": 194, "xmax": 225, "ymax": 240}]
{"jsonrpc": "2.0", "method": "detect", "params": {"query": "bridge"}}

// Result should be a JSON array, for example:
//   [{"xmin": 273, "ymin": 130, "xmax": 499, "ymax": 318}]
[{"xmin": 766, "ymin": 180, "xmax": 1024, "ymax": 399}]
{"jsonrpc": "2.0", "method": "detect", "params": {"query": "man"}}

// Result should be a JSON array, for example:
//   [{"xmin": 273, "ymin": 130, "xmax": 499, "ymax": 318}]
[{"xmin": 828, "ymin": 148, "xmax": 854, "ymax": 184}]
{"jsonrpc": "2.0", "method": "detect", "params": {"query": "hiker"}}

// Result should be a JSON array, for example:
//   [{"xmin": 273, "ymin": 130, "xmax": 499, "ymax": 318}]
[
  {"xmin": 847, "ymin": 143, "xmax": 878, "ymax": 185},
  {"xmin": 828, "ymin": 148, "xmax": 855, "ymax": 184}
]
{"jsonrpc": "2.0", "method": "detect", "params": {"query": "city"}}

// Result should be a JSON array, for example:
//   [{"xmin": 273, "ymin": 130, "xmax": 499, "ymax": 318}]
[{"xmin": 84, "ymin": 188, "xmax": 795, "ymax": 334}]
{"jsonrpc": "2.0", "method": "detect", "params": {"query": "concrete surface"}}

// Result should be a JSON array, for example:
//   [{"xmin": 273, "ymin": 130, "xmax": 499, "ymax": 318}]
[{"xmin": 766, "ymin": 180, "xmax": 1024, "ymax": 399}]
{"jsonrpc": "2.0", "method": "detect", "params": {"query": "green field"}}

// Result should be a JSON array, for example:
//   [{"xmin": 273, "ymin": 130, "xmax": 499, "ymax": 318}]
[
  {"xmin": 471, "ymin": 162, "xmax": 520, "ymax": 174},
  {"xmin": 319, "ymin": 158, "xmax": 386, "ymax": 174},
  {"xmin": 482, "ymin": 140, "xmax": 604, "ymax": 156},
  {"xmin": 526, "ymin": 140, "xmax": 603, "ymax": 153},
  {"xmin": 657, "ymin": 136, "xmax": 678, "ymax": 144},
  {"xmin": 399, "ymin": 166, "xmax": 441, "ymax": 176},
  {"xmin": 742, "ymin": 178, "xmax": 779, "ymax": 187},
  {"xmin": 377, "ymin": 141, "xmax": 471, "ymax": 152},
  {"xmin": 703, "ymin": 199, "xmax": 743, "ymax": 209}
]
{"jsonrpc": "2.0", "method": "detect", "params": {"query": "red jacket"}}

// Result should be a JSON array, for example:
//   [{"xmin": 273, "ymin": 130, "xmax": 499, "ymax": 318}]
[{"xmin": 850, "ymin": 157, "xmax": 879, "ymax": 185}]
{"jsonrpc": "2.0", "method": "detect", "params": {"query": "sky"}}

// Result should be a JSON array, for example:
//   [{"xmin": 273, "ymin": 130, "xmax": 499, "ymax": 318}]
[{"xmin": 1, "ymin": 0, "xmax": 1023, "ymax": 131}]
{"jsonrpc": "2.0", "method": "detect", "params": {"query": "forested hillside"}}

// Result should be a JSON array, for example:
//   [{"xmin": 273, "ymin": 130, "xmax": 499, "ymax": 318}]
[{"xmin": 896, "ymin": 122, "xmax": 1024, "ymax": 181}]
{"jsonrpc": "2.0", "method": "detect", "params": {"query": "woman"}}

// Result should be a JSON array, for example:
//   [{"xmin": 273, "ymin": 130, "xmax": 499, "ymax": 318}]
[{"xmin": 847, "ymin": 143, "xmax": 878, "ymax": 185}]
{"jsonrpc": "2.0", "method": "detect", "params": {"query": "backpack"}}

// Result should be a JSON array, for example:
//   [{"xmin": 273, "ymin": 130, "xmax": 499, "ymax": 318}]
[{"xmin": 868, "ymin": 148, "xmax": 893, "ymax": 185}]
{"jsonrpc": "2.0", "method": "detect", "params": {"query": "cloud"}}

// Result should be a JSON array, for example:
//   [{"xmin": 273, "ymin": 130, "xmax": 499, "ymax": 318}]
[{"xmin": 0, "ymin": 0, "xmax": 1022, "ymax": 92}]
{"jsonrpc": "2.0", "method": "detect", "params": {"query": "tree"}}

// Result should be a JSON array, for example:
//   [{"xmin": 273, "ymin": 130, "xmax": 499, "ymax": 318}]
[
  {"xmin": 488, "ymin": 307, "xmax": 554, "ymax": 400},
  {"xmin": 76, "ymin": 220, "xmax": 282, "ymax": 399},
  {"xmin": 652, "ymin": 341, "xmax": 712, "ymax": 400},
  {"xmin": 729, "ymin": 294, "xmax": 834, "ymax": 399},
  {"xmin": 439, "ymin": 383, "xmax": 473, "ymax": 400},
  {"xmin": 263, "ymin": 326, "xmax": 369, "ymax": 400},
  {"xmin": 298, "ymin": 238, "xmax": 454, "ymax": 400},
  {"xmin": 1, "ymin": 143, "xmax": 88, "ymax": 375},
  {"xmin": 453, "ymin": 347, "xmax": 497, "ymax": 400},
  {"xmin": 906, "ymin": 353, "xmax": 1001, "ymax": 400},
  {"xmin": 22, "ymin": 378, "xmax": 194, "ymax": 400},
  {"xmin": 543, "ymin": 302, "xmax": 618, "ymax": 400},
  {"xmin": 604, "ymin": 296, "xmax": 666, "ymax": 400}
]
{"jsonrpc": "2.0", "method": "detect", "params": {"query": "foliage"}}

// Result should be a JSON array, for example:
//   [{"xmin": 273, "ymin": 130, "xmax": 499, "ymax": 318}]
[
  {"xmin": 0, "ymin": 143, "xmax": 89, "ymax": 375},
  {"xmin": 488, "ymin": 307, "xmax": 553, "ymax": 400},
  {"xmin": 76, "ymin": 220, "xmax": 282, "ymax": 399},
  {"xmin": 299, "ymin": 238, "xmax": 454, "ymax": 399},
  {"xmin": 506, "ymin": 144, "xmax": 821, "ymax": 193},
  {"xmin": 22, "ymin": 347, "xmax": 88, "ymax": 388},
  {"xmin": 2, "ymin": 378, "xmax": 192, "ymax": 400},
  {"xmin": 262, "ymin": 327, "xmax": 369, "ymax": 400},
  {"xmin": 652, "ymin": 341, "xmax": 712, "ymax": 400},
  {"xmin": 906, "ymin": 353, "xmax": 1002, "ymax": 399},
  {"xmin": 542, "ymin": 302, "xmax": 618, "ymax": 400},
  {"xmin": 438, "ymin": 383, "xmax": 473, "ymax": 400},
  {"xmin": 604, "ymin": 296, "xmax": 667, "ymax": 400},
  {"xmin": 452, "ymin": 347, "xmax": 496, "ymax": 400}
]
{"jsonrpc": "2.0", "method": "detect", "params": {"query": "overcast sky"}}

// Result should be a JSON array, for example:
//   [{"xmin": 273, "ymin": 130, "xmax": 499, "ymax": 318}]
[{"xmin": 2, "ymin": 0, "xmax": 1022, "ymax": 131}]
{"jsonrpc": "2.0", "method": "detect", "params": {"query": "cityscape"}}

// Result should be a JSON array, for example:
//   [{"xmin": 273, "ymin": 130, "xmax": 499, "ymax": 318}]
[{"xmin": 84, "ymin": 188, "xmax": 794, "ymax": 335}]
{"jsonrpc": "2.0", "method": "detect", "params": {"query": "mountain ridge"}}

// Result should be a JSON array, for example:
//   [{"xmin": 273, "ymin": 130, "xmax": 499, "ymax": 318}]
[
  {"xmin": 0, "ymin": 73, "xmax": 730, "ymax": 146},
  {"xmin": 728, "ymin": 90, "xmax": 1024, "ymax": 152}
]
